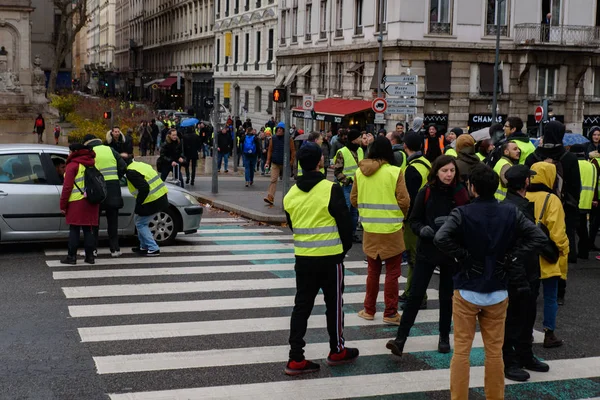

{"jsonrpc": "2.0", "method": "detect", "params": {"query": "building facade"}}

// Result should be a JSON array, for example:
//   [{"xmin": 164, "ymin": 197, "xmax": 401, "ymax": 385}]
[
  {"xmin": 72, "ymin": 23, "xmax": 88, "ymax": 91},
  {"xmin": 214, "ymin": 0, "xmax": 278, "ymax": 127},
  {"xmin": 277, "ymin": 0, "xmax": 600, "ymax": 134},
  {"xmin": 114, "ymin": 0, "xmax": 130, "ymax": 95},
  {"xmin": 85, "ymin": 0, "xmax": 117, "ymax": 94}
]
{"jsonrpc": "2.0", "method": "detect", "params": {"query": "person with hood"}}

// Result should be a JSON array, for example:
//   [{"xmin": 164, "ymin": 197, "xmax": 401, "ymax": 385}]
[
  {"xmin": 351, "ymin": 137, "xmax": 410, "ymax": 326},
  {"xmin": 424, "ymin": 124, "xmax": 444, "ymax": 162},
  {"xmin": 283, "ymin": 143, "xmax": 357, "ymax": 375},
  {"xmin": 432, "ymin": 164, "xmax": 546, "ymax": 400},
  {"xmin": 493, "ymin": 142, "xmax": 521, "ymax": 201},
  {"xmin": 182, "ymin": 125, "xmax": 201, "ymax": 186},
  {"xmin": 59, "ymin": 143, "xmax": 100, "ymax": 265},
  {"xmin": 504, "ymin": 117, "xmax": 535, "ymax": 165},
  {"xmin": 386, "ymin": 131, "xmax": 406, "ymax": 169},
  {"xmin": 159, "ymin": 128, "xmax": 185, "ymax": 188},
  {"xmin": 83, "ymin": 134, "xmax": 127, "ymax": 258},
  {"xmin": 586, "ymin": 126, "xmax": 600, "ymax": 159},
  {"xmin": 526, "ymin": 162, "xmax": 568, "ymax": 348},
  {"xmin": 106, "ymin": 127, "xmax": 128, "ymax": 157},
  {"xmin": 502, "ymin": 165, "xmax": 550, "ymax": 382},
  {"xmin": 490, "ymin": 122, "xmax": 505, "ymax": 146},
  {"xmin": 525, "ymin": 120, "xmax": 580, "ymax": 278},
  {"xmin": 455, "ymin": 134, "xmax": 481, "ymax": 185},
  {"xmin": 570, "ymin": 144, "xmax": 597, "ymax": 260},
  {"xmin": 387, "ymin": 155, "xmax": 470, "ymax": 357},
  {"xmin": 264, "ymin": 122, "xmax": 296, "ymax": 205},
  {"xmin": 333, "ymin": 129, "xmax": 365, "ymax": 243},
  {"xmin": 33, "ymin": 113, "xmax": 45, "ymax": 143},
  {"xmin": 217, "ymin": 126, "xmax": 233, "ymax": 173},
  {"xmin": 242, "ymin": 127, "xmax": 260, "ymax": 187},
  {"xmin": 444, "ymin": 128, "xmax": 461, "ymax": 158},
  {"xmin": 587, "ymin": 127, "xmax": 600, "ymax": 249}
]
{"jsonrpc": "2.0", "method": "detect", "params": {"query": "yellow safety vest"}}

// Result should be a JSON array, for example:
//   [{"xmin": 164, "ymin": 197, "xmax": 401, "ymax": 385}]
[
  {"xmin": 511, "ymin": 139, "xmax": 535, "ymax": 165},
  {"xmin": 579, "ymin": 159, "xmax": 597, "ymax": 210},
  {"xmin": 355, "ymin": 163, "xmax": 404, "ymax": 233},
  {"xmin": 445, "ymin": 148, "xmax": 458, "ymax": 158},
  {"xmin": 69, "ymin": 164, "xmax": 86, "ymax": 202},
  {"xmin": 476, "ymin": 152, "xmax": 486, "ymax": 161},
  {"xmin": 408, "ymin": 156, "xmax": 431, "ymax": 189},
  {"xmin": 334, "ymin": 147, "xmax": 364, "ymax": 182},
  {"xmin": 93, "ymin": 145, "xmax": 119, "ymax": 181},
  {"xmin": 126, "ymin": 161, "xmax": 169, "ymax": 204},
  {"xmin": 283, "ymin": 179, "xmax": 343, "ymax": 257},
  {"xmin": 493, "ymin": 157, "xmax": 512, "ymax": 201}
]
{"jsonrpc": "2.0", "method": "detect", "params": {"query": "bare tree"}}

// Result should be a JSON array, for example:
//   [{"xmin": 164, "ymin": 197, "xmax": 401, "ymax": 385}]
[{"xmin": 48, "ymin": 0, "xmax": 88, "ymax": 94}]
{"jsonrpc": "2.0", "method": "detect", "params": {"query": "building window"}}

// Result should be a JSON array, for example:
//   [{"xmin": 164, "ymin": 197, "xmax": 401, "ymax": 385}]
[
  {"xmin": 291, "ymin": 1, "xmax": 298, "ymax": 43},
  {"xmin": 429, "ymin": 0, "xmax": 452, "ymax": 35},
  {"xmin": 479, "ymin": 63, "xmax": 502, "ymax": 95},
  {"xmin": 244, "ymin": 90, "xmax": 249, "ymax": 111},
  {"xmin": 485, "ymin": 0, "xmax": 508, "ymax": 36},
  {"xmin": 354, "ymin": 0, "xmax": 363, "ymax": 35},
  {"xmin": 537, "ymin": 67, "xmax": 556, "ymax": 97},
  {"xmin": 305, "ymin": 68, "xmax": 312, "ymax": 93},
  {"xmin": 256, "ymin": 31, "xmax": 261, "ymax": 63},
  {"xmin": 349, "ymin": 63, "xmax": 364, "ymax": 96},
  {"xmin": 335, "ymin": 0, "xmax": 343, "ymax": 37},
  {"xmin": 319, "ymin": 63, "xmax": 327, "ymax": 94},
  {"xmin": 235, "ymin": 0, "xmax": 240, "ymax": 13},
  {"xmin": 375, "ymin": 0, "xmax": 387, "ymax": 33},
  {"xmin": 319, "ymin": 0, "xmax": 327, "ymax": 39},
  {"xmin": 335, "ymin": 62, "xmax": 343, "ymax": 92},
  {"xmin": 255, "ymin": 87, "xmax": 262, "ymax": 112},
  {"xmin": 244, "ymin": 33, "xmax": 249, "ymax": 70},
  {"xmin": 305, "ymin": 3, "xmax": 312, "ymax": 41},
  {"xmin": 216, "ymin": 38, "xmax": 221, "ymax": 71},
  {"xmin": 425, "ymin": 61, "xmax": 451, "ymax": 93},
  {"xmin": 267, "ymin": 29, "xmax": 274, "ymax": 70},
  {"xmin": 234, "ymin": 35, "xmax": 239, "ymax": 70},
  {"xmin": 280, "ymin": 10, "xmax": 287, "ymax": 45},
  {"xmin": 594, "ymin": 68, "xmax": 600, "ymax": 97},
  {"xmin": 225, "ymin": 0, "xmax": 230, "ymax": 16},
  {"xmin": 267, "ymin": 91, "xmax": 273, "ymax": 113}
]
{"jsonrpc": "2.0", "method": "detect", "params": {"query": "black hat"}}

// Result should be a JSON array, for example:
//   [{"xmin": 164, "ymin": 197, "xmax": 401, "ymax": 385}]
[
  {"xmin": 347, "ymin": 129, "xmax": 361, "ymax": 143},
  {"xmin": 450, "ymin": 127, "xmax": 464, "ymax": 136},
  {"xmin": 403, "ymin": 132, "xmax": 422, "ymax": 152},
  {"xmin": 297, "ymin": 142, "xmax": 322, "ymax": 172},
  {"xmin": 505, "ymin": 164, "xmax": 536, "ymax": 183},
  {"xmin": 69, "ymin": 143, "xmax": 89, "ymax": 152}
]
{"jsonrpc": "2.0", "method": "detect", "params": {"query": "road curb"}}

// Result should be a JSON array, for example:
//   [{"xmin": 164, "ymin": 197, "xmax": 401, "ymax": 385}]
[{"xmin": 193, "ymin": 194, "xmax": 287, "ymax": 224}]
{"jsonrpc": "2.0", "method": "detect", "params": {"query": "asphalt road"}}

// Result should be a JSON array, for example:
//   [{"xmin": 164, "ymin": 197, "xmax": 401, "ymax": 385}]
[{"xmin": 1, "ymin": 208, "xmax": 600, "ymax": 399}]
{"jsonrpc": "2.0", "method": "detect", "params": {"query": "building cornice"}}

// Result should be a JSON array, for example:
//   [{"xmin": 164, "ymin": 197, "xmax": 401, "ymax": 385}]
[{"xmin": 214, "ymin": 7, "xmax": 276, "ymax": 32}]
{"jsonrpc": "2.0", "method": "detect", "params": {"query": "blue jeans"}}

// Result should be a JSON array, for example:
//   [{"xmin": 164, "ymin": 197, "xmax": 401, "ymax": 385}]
[
  {"xmin": 243, "ymin": 154, "xmax": 257, "ymax": 182},
  {"xmin": 135, "ymin": 214, "xmax": 159, "ymax": 252},
  {"xmin": 217, "ymin": 152, "xmax": 229, "ymax": 171},
  {"xmin": 542, "ymin": 276, "xmax": 559, "ymax": 331},
  {"xmin": 202, "ymin": 143, "xmax": 209, "ymax": 158},
  {"xmin": 342, "ymin": 184, "xmax": 358, "ymax": 235}
]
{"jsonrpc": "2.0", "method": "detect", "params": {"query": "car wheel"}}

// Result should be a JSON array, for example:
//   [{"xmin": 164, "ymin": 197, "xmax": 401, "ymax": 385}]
[{"xmin": 149, "ymin": 207, "xmax": 180, "ymax": 246}]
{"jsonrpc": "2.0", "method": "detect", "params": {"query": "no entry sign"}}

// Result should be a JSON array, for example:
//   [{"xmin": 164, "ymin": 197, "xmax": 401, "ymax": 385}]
[{"xmin": 535, "ymin": 106, "xmax": 544, "ymax": 123}]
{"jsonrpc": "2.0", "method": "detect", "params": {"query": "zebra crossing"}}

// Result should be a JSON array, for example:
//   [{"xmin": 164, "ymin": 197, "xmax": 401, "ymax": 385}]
[{"xmin": 44, "ymin": 217, "xmax": 600, "ymax": 399}]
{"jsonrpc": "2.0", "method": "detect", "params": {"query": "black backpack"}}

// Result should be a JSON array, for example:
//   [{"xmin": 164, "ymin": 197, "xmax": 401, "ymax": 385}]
[{"xmin": 74, "ymin": 166, "xmax": 107, "ymax": 204}]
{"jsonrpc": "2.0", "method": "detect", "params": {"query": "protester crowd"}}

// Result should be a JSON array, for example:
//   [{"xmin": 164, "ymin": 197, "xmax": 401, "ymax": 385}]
[{"xmin": 283, "ymin": 115, "xmax": 599, "ymax": 400}]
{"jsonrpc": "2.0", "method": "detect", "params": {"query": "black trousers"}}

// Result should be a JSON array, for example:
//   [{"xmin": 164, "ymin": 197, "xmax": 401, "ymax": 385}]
[
  {"xmin": 184, "ymin": 158, "xmax": 198, "ymax": 184},
  {"xmin": 503, "ymin": 279, "xmax": 540, "ymax": 368},
  {"xmin": 161, "ymin": 164, "xmax": 184, "ymax": 188},
  {"xmin": 397, "ymin": 258, "xmax": 454, "ymax": 339},
  {"xmin": 289, "ymin": 263, "xmax": 345, "ymax": 362},
  {"xmin": 92, "ymin": 207, "xmax": 120, "ymax": 252},
  {"xmin": 68, "ymin": 225, "xmax": 95, "ymax": 257},
  {"xmin": 577, "ymin": 212, "xmax": 590, "ymax": 258}
]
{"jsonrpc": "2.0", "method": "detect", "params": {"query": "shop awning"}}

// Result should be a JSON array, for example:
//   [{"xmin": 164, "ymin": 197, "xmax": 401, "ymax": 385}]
[
  {"xmin": 296, "ymin": 65, "xmax": 312, "ymax": 76},
  {"xmin": 293, "ymin": 98, "xmax": 372, "ymax": 117},
  {"xmin": 347, "ymin": 63, "xmax": 364, "ymax": 74},
  {"xmin": 143, "ymin": 78, "xmax": 165, "ymax": 88},
  {"xmin": 158, "ymin": 77, "xmax": 178, "ymax": 88},
  {"xmin": 283, "ymin": 65, "xmax": 299, "ymax": 87}
]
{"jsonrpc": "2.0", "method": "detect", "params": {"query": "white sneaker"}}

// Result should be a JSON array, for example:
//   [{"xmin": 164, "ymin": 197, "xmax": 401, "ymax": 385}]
[
  {"xmin": 111, "ymin": 251, "xmax": 122, "ymax": 258},
  {"xmin": 79, "ymin": 250, "xmax": 98, "ymax": 257}
]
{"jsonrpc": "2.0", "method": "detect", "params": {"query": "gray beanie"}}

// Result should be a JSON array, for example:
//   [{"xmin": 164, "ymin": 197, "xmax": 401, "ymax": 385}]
[{"xmin": 412, "ymin": 117, "xmax": 424, "ymax": 132}]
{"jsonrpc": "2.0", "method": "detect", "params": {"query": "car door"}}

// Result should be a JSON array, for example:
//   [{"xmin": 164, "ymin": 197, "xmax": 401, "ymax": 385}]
[
  {"xmin": 0, "ymin": 152, "xmax": 62, "ymax": 241},
  {"xmin": 118, "ymin": 177, "xmax": 136, "ymax": 234}
]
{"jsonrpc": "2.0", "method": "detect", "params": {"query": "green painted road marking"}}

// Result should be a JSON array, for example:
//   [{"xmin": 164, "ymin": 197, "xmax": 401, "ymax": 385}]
[
  {"xmin": 214, "ymin": 240, "xmax": 284, "ymax": 245},
  {"xmin": 231, "ymin": 249, "xmax": 293, "ymax": 255}
]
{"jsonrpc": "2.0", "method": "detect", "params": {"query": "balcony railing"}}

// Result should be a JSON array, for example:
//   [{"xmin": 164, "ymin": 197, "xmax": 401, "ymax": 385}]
[
  {"xmin": 486, "ymin": 24, "xmax": 508, "ymax": 36},
  {"xmin": 429, "ymin": 22, "xmax": 451, "ymax": 35},
  {"xmin": 514, "ymin": 23, "xmax": 600, "ymax": 46}
]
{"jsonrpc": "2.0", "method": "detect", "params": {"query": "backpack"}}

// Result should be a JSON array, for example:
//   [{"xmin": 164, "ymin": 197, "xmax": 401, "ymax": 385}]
[
  {"xmin": 74, "ymin": 166, "xmax": 107, "ymax": 204},
  {"xmin": 532, "ymin": 151, "xmax": 568, "ymax": 205},
  {"xmin": 243, "ymin": 135, "xmax": 256, "ymax": 154},
  {"xmin": 35, "ymin": 118, "xmax": 43, "ymax": 128}
]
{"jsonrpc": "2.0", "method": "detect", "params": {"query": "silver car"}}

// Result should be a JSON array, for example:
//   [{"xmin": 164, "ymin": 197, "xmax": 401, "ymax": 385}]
[{"xmin": 0, "ymin": 144, "xmax": 203, "ymax": 245}]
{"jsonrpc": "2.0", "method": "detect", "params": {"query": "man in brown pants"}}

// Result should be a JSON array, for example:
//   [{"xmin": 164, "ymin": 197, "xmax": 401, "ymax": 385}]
[{"xmin": 264, "ymin": 121, "xmax": 296, "ymax": 205}]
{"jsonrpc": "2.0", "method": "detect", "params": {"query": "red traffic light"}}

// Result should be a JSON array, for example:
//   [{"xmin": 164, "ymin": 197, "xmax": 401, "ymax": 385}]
[{"xmin": 103, "ymin": 111, "xmax": 112, "ymax": 119}]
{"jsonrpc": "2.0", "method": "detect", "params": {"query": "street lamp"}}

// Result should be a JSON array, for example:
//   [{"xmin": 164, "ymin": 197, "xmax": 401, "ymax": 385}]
[{"xmin": 492, "ymin": 0, "xmax": 505, "ymax": 124}]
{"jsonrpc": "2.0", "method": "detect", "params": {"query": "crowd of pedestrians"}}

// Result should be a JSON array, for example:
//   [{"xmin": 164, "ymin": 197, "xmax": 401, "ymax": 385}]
[{"xmin": 282, "ymin": 114, "xmax": 597, "ymax": 399}]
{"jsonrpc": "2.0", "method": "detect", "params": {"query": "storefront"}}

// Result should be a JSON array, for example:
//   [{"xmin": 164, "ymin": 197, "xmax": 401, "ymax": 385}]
[
  {"xmin": 191, "ymin": 72, "xmax": 214, "ymax": 121},
  {"xmin": 526, "ymin": 115, "xmax": 564, "ymax": 137},
  {"xmin": 468, "ymin": 114, "xmax": 507, "ymax": 133},
  {"xmin": 583, "ymin": 115, "xmax": 600, "ymax": 137},
  {"xmin": 424, "ymin": 114, "xmax": 449, "ymax": 134},
  {"xmin": 157, "ymin": 76, "xmax": 185, "ymax": 109},
  {"xmin": 292, "ymin": 98, "xmax": 373, "ymax": 133}
]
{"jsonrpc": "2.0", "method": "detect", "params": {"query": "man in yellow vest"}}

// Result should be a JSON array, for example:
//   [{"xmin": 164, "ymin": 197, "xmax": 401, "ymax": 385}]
[
  {"xmin": 283, "ymin": 143, "xmax": 356, "ymax": 376},
  {"xmin": 493, "ymin": 142, "xmax": 521, "ymax": 201},
  {"xmin": 84, "ymin": 134, "xmax": 127, "ymax": 257},
  {"xmin": 571, "ymin": 144, "xmax": 597, "ymax": 260},
  {"xmin": 125, "ymin": 159, "xmax": 169, "ymax": 256},
  {"xmin": 333, "ymin": 129, "xmax": 364, "ymax": 243},
  {"xmin": 399, "ymin": 132, "xmax": 432, "ymax": 309},
  {"xmin": 504, "ymin": 117, "xmax": 535, "ymax": 165},
  {"xmin": 296, "ymin": 131, "xmax": 325, "ymax": 177},
  {"xmin": 386, "ymin": 131, "xmax": 407, "ymax": 169}
]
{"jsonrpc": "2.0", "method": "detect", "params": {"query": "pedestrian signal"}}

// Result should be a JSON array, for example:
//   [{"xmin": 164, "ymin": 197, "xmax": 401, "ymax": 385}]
[
  {"xmin": 272, "ymin": 88, "xmax": 287, "ymax": 103},
  {"xmin": 103, "ymin": 111, "xmax": 112, "ymax": 119}
]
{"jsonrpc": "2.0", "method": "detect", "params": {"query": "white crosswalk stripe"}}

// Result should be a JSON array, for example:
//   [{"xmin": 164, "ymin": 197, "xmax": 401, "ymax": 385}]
[{"xmin": 43, "ymin": 217, "xmax": 588, "ymax": 399}]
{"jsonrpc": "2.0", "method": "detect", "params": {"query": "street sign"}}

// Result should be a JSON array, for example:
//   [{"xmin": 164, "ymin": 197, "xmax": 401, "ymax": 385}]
[
  {"xmin": 304, "ymin": 110, "xmax": 312, "ymax": 119},
  {"xmin": 386, "ymin": 107, "xmax": 417, "ymax": 115},
  {"xmin": 371, "ymin": 97, "xmax": 388, "ymax": 113},
  {"xmin": 374, "ymin": 113, "xmax": 385, "ymax": 124},
  {"xmin": 535, "ymin": 106, "xmax": 544, "ymax": 123},
  {"xmin": 384, "ymin": 75, "xmax": 418, "ymax": 84},
  {"xmin": 302, "ymin": 95, "xmax": 314, "ymax": 110},
  {"xmin": 385, "ymin": 84, "xmax": 417, "ymax": 97},
  {"xmin": 387, "ymin": 98, "xmax": 417, "ymax": 107}
]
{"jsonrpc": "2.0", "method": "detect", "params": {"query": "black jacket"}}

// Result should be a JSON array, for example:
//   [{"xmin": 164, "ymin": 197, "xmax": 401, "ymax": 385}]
[
  {"xmin": 159, "ymin": 136, "xmax": 184, "ymax": 166},
  {"xmin": 285, "ymin": 171, "xmax": 352, "ymax": 266},
  {"xmin": 125, "ymin": 168, "xmax": 169, "ymax": 216},
  {"xmin": 87, "ymin": 138, "xmax": 126, "ymax": 209},
  {"xmin": 217, "ymin": 132, "xmax": 233, "ymax": 154},
  {"xmin": 404, "ymin": 152, "xmax": 427, "ymax": 215},
  {"xmin": 182, "ymin": 128, "xmax": 202, "ymax": 160}
]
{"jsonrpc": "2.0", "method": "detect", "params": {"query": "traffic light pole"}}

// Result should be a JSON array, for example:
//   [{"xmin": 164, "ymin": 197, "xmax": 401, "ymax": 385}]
[
  {"xmin": 376, "ymin": 0, "xmax": 384, "ymax": 132},
  {"xmin": 110, "ymin": 108, "xmax": 114, "ymax": 130},
  {"xmin": 282, "ymin": 88, "xmax": 292, "ymax": 203},
  {"xmin": 211, "ymin": 93, "xmax": 220, "ymax": 194}
]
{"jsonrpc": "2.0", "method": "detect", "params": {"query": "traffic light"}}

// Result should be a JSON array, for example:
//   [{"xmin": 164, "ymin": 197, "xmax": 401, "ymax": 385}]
[
  {"xmin": 542, "ymin": 98, "xmax": 553, "ymax": 121},
  {"xmin": 103, "ymin": 111, "xmax": 112, "ymax": 119},
  {"xmin": 272, "ymin": 87, "xmax": 287, "ymax": 103}
]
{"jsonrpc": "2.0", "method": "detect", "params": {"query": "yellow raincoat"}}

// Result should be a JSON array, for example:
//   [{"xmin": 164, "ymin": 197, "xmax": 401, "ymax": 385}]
[{"xmin": 525, "ymin": 162, "xmax": 569, "ymax": 280}]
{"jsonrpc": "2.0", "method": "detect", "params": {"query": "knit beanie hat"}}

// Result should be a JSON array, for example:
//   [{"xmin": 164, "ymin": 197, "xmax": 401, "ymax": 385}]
[
  {"xmin": 347, "ymin": 129, "xmax": 362, "ymax": 142},
  {"xmin": 297, "ymin": 142, "xmax": 322, "ymax": 172},
  {"xmin": 403, "ymin": 132, "xmax": 423, "ymax": 152},
  {"xmin": 456, "ymin": 134, "xmax": 475, "ymax": 152}
]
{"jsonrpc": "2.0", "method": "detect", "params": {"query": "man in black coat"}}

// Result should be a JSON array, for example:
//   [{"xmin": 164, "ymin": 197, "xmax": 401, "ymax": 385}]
[
  {"xmin": 217, "ymin": 127, "xmax": 233, "ymax": 172},
  {"xmin": 182, "ymin": 126, "xmax": 201, "ymax": 186}
]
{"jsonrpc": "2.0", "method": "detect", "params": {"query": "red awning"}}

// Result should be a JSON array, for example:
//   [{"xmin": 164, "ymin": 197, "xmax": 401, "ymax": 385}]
[
  {"xmin": 158, "ymin": 77, "xmax": 178, "ymax": 89},
  {"xmin": 293, "ymin": 98, "xmax": 372, "ymax": 117}
]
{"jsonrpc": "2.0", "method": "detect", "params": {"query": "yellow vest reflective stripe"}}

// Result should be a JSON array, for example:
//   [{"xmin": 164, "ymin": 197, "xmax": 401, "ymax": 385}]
[
  {"xmin": 127, "ymin": 161, "xmax": 169, "ymax": 205},
  {"xmin": 408, "ymin": 156, "xmax": 431, "ymax": 189},
  {"xmin": 335, "ymin": 147, "xmax": 364, "ymax": 181},
  {"xmin": 296, "ymin": 161, "xmax": 325, "ymax": 177},
  {"xmin": 511, "ymin": 139, "xmax": 535, "ymax": 165},
  {"xmin": 93, "ymin": 145, "xmax": 119, "ymax": 181},
  {"xmin": 578, "ymin": 160, "xmax": 597, "ymax": 210},
  {"xmin": 445, "ymin": 148, "xmax": 458, "ymax": 158},
  {"xmin": 355, "ymin": 163, "xmax": 404, "ymax": 233},
  {"xmin": 69, "ymin": 164, "xmax": 86, "ymax": 202},
  {"xmin": 283, "ymin": 179, "xmax": 343, "ymax": 256},
  {"xmin": 493, "ymin": 157, "xmax": 512, "ymax": 201},
  {"xmin": 476, "ymin": 152, "xmax": 486, "ymax": 161}
]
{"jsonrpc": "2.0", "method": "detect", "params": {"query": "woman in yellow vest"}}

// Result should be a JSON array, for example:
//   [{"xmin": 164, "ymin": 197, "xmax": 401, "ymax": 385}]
[
  {"xmin": 351, "ymin": 137, "xmax": 410, "ymax": 325},
  {"xmin": 59, "ymin": 143, "xmax": 100, "ymax": 265}
]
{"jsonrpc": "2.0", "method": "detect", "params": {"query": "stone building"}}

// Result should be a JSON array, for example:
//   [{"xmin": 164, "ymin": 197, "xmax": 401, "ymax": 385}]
[
  {"xmin": 213, "ymin": 0, "xmax": 278, "ymax": 127},
  {"xmin": 85, "ymin": 0, "xmax": 117, "ymax": 95},
  {"xmin": 277, "ymin": 0, "xmax": 600, "ymax": 134},
  {"xmin": 72, "ymin": 23, "xmax": 88, "ymax": 91},
  {"xmin": 114, "ymin": 0, "xmax": 130, "ymax": 95}
]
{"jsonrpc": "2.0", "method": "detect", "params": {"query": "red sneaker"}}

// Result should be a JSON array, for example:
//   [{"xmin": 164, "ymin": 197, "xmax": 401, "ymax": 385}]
[
  {"xmin": 284, "ymin": 359, "xmax": 320, "ymax": 376},
  {"xmin": 326, "ymin": 347, "xmax": 359, "ymax": 366}
]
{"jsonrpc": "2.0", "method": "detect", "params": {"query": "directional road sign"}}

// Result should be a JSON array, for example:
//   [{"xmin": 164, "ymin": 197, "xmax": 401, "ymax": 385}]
[
  {"xmin": 384, "ymin": 75, "xmax": 418, "ymax": 84},
  {"xmin": 371, "ymin": 97, "xmax": 388, "ymax": 113},
  {"xmin": 385, "ymin": 84, "xmax": 417, "ymax": 97},
  {"xmin": 386, "ymin": 107, "xmax": 417, "ymax": 115},
  {"xmin": 387, "ymin": 98, "xmax": 417, "ymax": 107},
  {"xmin": 535, "ymin": 106, "xmax": 544, "ymax": 123}
]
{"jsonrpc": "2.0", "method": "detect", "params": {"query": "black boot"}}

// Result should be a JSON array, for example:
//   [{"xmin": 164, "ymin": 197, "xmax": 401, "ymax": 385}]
[
  {"xmin": 386, "ymin": 335, "xmax": 407, "ymax": 357},
  {"xmin": 504, "ymin": 366, "xmax": 530, "ymax": 382},
  {"xmin": 60, "ymin": 256, "xmax": 76, "ymax": 265},
  {"xmin": 521, "ymin": 356, "xmax": 550, "ymax": 372},
  {"xmin": 543, "ymin": 329, "xmax": 563, "ymax": 348},
  {"xmin": 438, "ymin": 335, "xmax": 451, "ymax": 354}
]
